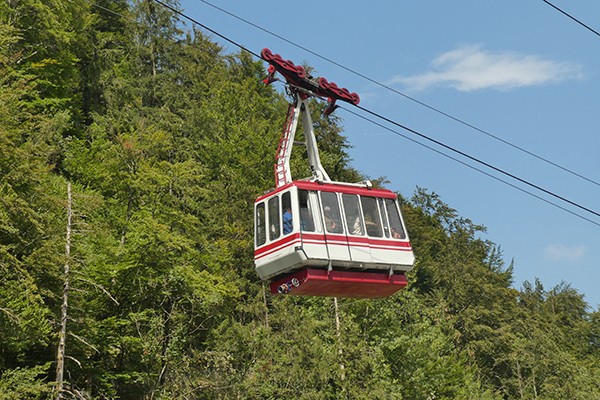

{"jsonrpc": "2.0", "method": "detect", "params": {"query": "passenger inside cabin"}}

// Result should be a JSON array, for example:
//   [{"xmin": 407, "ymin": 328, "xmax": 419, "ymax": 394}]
[
  {"xmin": 324, "ymin": 206, "xmax": 335, "ymax": 232},
  {"xmin": 342, "ymin": 193, "xmax": 364, "ymax": 236},
  {"xmin": 350, "ymin": 216, "xmax": 362, "ymax": 235},
  {"xmin": 361, "ymin": 196, "xmax": 383, "ymax": 237},
  {"xmin": 384, "ymin": 198, "xmax": 406, "ymax": 239},
  {"xmin": 282, "ymin": 206, "xmax": 293, "ymax": 234},
  {"xmin": 324, "ymin": 206, "xmax": 343, "ymax": 234},
  {"xmin": 281, "ymin": 191, "xmax": 293, "ymax": 235}
]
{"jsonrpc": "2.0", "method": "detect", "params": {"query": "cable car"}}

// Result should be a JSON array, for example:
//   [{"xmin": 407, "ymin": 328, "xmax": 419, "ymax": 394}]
[{"xmin": 254, "ymin": 49, "xmax": 415, "ymax": 298}]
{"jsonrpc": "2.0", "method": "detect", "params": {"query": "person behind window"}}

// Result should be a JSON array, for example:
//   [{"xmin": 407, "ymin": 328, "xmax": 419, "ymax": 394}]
[
  {"xmin": 324, "ymin": 206, "xmax": 334, "ymax": 232},
  {"xmin": 299, "ymin": 190, "xmax": 315, "ymax": 231},
  {"xmin": 282, "ymin": 206, "xmax": 293, "ymax": 234},
  {"xmin": 352, "ymin": 216, "xmax": 364, "ymax": 235},
  {"xmin": 324, "ymin": 206, "xmax": 343, "ymax": 233}
]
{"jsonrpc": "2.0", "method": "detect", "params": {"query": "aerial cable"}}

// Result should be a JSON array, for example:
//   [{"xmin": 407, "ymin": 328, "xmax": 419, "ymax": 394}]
[
  {"xmin": 84, "ymin": 0, "xmax": 260, "ymax": 59},
  {"xmin": 281, "ymin": 74, "xmax": 600, "ymax": 225},
  {"xmin": 151, "ymin": 0, "xmax": 262, "ymax": 59},
  {"xmin": 541, "ymin": 0, "xmax": 600, "ymax": 38},
  {"xmin": 118, "ymin": 0, "xmax": 600, "ymax": 225},
  {"xmin": 351, "ymin": 103, "xmax": 600, "ymax": 220},
  {"xmin": 196, "ymin": 0, "xmax": 600, "ymax": 189},
  {"xmin": 155, "ymin": 0, "xmax": 600, "ymax": 222},
  {"xmin": 340, "ymin": 105, "xmax": 600, "ymax": 228},
  {"xmin": 82, "ymin": 0, "xmax": 121, "ymax": 18}
]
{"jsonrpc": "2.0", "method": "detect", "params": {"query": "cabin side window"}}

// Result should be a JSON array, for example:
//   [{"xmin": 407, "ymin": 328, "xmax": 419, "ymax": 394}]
[
  {"xmin": 321, "ymin": 192, "xmax": 343, "ymax": 234},
  {"xmin": 282, "ymin": 191, "xmax": 293, "ymax": 235},
  {"xmin": 342, "ymin": 194, "xmax": 364, "ymax": 236},
  {"xmin": 385, "ymin": 198, "xmax": 406, "ymax": 239},
  {"xmin": 361, "ymin": 196, "xmax": 383, "ymax": 237},
  {"xmin": 299, "ymin": 190, "xmax": 315, "ymax": 232},
  {"xmin": 256, "ymin": 202, "xmax": 266, "ymax": 246},
  {"xmin": 268, "ymin": 196, "xmax": 280, "ymax": 241}
]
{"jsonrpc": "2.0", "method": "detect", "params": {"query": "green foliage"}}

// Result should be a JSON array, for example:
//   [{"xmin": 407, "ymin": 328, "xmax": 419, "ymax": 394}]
[{"xmin": 0, "ymin": 363, "xmax": 52, "ymax": 400}]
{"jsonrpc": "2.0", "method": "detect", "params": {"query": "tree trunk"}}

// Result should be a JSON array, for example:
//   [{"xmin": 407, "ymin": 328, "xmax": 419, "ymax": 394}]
[
  {"xmin": 262, "ymin": 283, "xmax": 270, "ymax": 328},
  {"xmin": 55, "ymin": 182, "xmax": 73, "ymax": 399},
  {"xmin": 334, "ymin": 297, "xmax": 345, "ymax": 382}
]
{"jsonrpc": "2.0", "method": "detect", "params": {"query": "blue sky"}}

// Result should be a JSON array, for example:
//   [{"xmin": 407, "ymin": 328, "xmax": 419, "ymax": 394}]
[{"xmin": 178, "ymin": 0, "xmax": 600, "ymax": 308}]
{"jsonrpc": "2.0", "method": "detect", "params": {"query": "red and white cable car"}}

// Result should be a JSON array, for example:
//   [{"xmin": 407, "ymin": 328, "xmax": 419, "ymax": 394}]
[{"xmin": 254, "ymin": 49, "xmax": 415, "ymax": 298}]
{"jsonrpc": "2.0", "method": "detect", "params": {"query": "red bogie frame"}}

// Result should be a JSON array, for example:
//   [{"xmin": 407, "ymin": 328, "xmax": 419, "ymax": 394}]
[
  {"xmin": 261, "ymin": 48, "xmax": 360, "ymax": 106},
  {"xmin": 270, "ymin": 268, "xmax": 408, "ymax": 298}
]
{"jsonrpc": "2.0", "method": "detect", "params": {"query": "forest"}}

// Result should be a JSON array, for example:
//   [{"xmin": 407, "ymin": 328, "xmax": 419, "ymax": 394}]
[{"xmin": 1, "ymin": 0, "xmax": 599, "ymax": 399}]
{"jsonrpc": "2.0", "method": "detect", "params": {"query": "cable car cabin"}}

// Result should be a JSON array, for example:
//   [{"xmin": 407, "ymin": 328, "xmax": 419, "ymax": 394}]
[
  {"xmin": 254, "ymin": 48, "xmax": 415, "ymax": 298},
  {"xmin": 254, "ymin": 180, "xmax": 415, "ymax": 298}
]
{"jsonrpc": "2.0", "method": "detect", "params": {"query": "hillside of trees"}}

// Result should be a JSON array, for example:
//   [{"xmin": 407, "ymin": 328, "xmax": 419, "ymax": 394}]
[{"xmin": 1, "ymin": 1, "xmax": 599, "ymax": 399}]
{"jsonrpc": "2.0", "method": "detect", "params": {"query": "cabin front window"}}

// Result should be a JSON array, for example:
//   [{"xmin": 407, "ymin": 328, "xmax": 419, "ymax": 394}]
[
  {"xmin": 361, "ymin": 196, "xmax": 383, "ymax": 237},
  {"xmin": 385, "ymin": 198, "xmax": 406, "ymax": 239},
  {"xmin": 342, "ymin": 194, "xmax": 364, "ymax": 236}
]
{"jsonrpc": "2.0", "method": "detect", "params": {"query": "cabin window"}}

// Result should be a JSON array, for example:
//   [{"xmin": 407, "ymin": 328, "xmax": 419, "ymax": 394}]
[
  {"xmin": 282, "ymin": 191, "xmax": 293, "ymax": 235},
  {"xmin": 342, "ymin": 194, "xmax": 364, "ymax": 236},
  {"xmin": 299, "ymin": 190, "xmax": 315, "ymax": 232},
  {"xmin": 256, "ymin": 203, "xmax": 266, "ymax": 246},
  {"xmin": 378, "ymin": 198, "xmax": 390, "ymax": 238},
  {"xmin": 385, "ymin": 198, "xmax": 406, "ymax": 239},
  {"xmin": 361, "ymin": 196, "xmax": 383, "ymax": 237},
  {"xmin": 321, "ymin": 192, "xmax": 343, "ymax": 234},
  {"xmin": 268, "ymin": 196, "xmax": 280, "ymax": 240}
]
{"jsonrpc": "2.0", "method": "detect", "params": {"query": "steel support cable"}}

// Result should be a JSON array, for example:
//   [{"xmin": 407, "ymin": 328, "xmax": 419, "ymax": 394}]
[
  {"xmin": 81, "ymin": 0, "xmax": 120, "ymax": 17},
  {"xmin": 348, "ymin": 103, "xmax": 600, "ymax": 220},
  {"xmin": 196, "ymin": 0, "xmax": 600, "ymax": 189},
  {"xmin": 151, "ymin": 0, "xmax": 262, "ymax": 59},
  {"xmin": 101, "ymin": 0, "xmax": 600, "ymax": 190},
  {"xmin": 110, "ymin": 0, "xmax": 600, "ymax": 225},
  {"xmin": 339, "ymin": 105, "xmax": 600, "ymax": 228},
  {"xmin": 289, "ymin": 77, "xmax": 600, "ymax": 226},
  {"xmin": 541, "ymin": 0, "xmax": 600, "ymax": 38}
]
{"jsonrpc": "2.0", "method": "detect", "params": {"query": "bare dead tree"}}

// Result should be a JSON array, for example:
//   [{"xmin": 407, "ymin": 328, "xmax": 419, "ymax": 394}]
[
  {"xmin": 262, "ymin": 282, "xmax": 270, "ymax": 328},
  {"xmin": 334, "ymin": 297, "xmax": 346, "ymax": 382},
  {"xmin": 55, "ymin": 182, "xmax": 73, "ymax": 399}
]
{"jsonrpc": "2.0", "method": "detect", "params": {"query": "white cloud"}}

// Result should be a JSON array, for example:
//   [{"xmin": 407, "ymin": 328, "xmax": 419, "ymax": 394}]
[
  {"xmin": 392, "ymin": 45, "xmax": 582, "ymax": 92},
  {"xmin": 544, "ymin": 244, "xmax": 587, "ymax": 263}
]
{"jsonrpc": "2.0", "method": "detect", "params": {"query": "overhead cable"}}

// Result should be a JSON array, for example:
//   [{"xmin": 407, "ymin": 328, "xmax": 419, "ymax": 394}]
[
  {"xmin": 348, "ymin": 104, "xmax": 600, "ymax": 222},
  {"xmin": 340, "ymin": 105, "xmax": 600, "ymax": 228},
  {"xmin": 153, "ymin": 0, "xmax": 600, "ymax": 223},
  {"xmin": 197, "ymin": 0, "xmax": 600, "ymax": 189},
  {"xmin": 541, "ymin": 0, "xmax": 600, "ymax": 38},
  {"xmin": 95, "ymin": 0, "xmax": 600, "ymax": 226},
  {"xmin": 152, "ymin": 0, "xmax": 261, "ymax": 59}
]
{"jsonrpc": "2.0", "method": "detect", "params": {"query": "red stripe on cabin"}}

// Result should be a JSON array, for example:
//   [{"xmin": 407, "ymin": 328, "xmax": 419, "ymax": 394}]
[
  {"xmin": 255, "ymin": 180, "xmax": 397, "ymax": 203},
  {"xmin": 254, "ymin": 233, "xmax": 302, "ymax": 259},
  {"xmin": 254, "ymin": 232, "xmax": 412, "ymax": 260}
]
